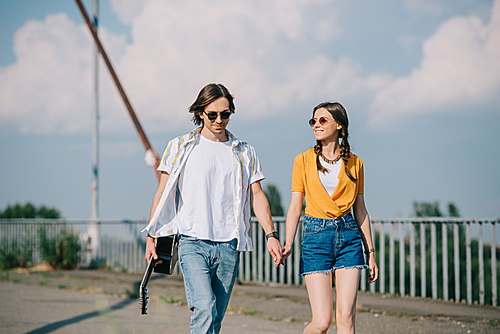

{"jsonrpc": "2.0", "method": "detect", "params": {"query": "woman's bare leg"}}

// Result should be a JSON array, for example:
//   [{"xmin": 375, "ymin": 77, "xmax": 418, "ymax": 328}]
[
  {"xmin": 334, "ymin": 268, "xmax": 361, "ymax": 334},
  {"xmin": 303, "ymin": 273, "xmax": 334, "ymax": 334}
]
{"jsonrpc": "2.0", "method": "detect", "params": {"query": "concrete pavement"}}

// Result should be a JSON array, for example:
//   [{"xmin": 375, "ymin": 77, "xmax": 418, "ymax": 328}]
[{"xmin": 0, "ymin": 268, "xmax": 499, "ymax": 333}]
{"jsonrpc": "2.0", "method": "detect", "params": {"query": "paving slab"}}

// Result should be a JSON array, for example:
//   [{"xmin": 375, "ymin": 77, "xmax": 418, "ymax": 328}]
[{"xmin": 1, "ymin": 269, "xmax": 499, "ymax": 333}]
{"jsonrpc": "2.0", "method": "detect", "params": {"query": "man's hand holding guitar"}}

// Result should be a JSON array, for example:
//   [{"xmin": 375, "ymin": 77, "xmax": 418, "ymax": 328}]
[
  {"xmin": 145, "ymin": 235, "xmax": 158, "ymax": 264},
  {"xmin": 140, "ymin": 235, "xmax": 179, "ymax": 315}
]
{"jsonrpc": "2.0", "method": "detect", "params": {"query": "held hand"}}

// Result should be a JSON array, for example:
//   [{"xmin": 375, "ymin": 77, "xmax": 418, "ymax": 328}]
[
  {"xmin": 282, "ymin": 243, "xmax": 293, "ymax": 263},
  {"xmin": 145, "ymin": 236, "xmax": 158, "ymax": 264},
  {"xmin": 367, "ymin": 254, "xmax": 378, "ymax": 283},
  {"xmin": 266, "ymin": 237, "xmax": 283, "ymax": 267}
]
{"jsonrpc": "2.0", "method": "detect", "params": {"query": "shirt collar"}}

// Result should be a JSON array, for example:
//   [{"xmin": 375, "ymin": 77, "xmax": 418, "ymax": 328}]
[
  {"xmin": 226, "ymin": 129, "xmax": 242, "ymax": 148},
  {"xmin": 189, "ymin": 126, "xmax": 242, "ymax": 148}
]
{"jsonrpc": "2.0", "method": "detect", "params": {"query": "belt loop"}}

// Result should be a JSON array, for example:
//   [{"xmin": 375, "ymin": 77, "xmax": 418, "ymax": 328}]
[
  {"xmin": 339, "ymin": 215, "xmax": 345, "ymax": 225},
  {"xmin": 321, "ymin": 218, "xmax": 326, "ymax": 228}
]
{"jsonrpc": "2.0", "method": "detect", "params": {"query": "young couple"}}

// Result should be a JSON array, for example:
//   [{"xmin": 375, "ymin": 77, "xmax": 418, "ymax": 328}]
[{"xmin": 143, "ymin": 83, "xmax": 378, "ymax": 334}]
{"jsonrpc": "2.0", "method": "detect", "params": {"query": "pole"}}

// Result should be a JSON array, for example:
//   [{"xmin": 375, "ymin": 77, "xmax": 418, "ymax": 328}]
[
  {"xmin": 74, "ymin": 0, "xmax": 160, "ymax": 181},
  {"xmin": 88, "ymin": 0, "xmax": 101, "ymax": 267},
  {"xmin": 91, "ymin": 0, "xmax": 99, "ymax": 222}
]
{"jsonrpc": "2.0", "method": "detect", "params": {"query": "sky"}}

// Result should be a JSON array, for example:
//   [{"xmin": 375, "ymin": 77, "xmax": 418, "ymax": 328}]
[{"xmin": 0, "ymin": 0, "xmax": 499, "ymax": 221}]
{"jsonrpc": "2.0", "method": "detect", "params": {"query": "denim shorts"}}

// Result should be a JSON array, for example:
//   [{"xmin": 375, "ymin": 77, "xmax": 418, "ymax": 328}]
[{"xmin": 299, "ymin": 212, "xmax": 368, "ymax": 276}]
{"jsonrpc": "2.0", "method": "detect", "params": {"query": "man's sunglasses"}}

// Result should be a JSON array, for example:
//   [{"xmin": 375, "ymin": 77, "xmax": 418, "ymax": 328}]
[
  {"xmin": 203, "ymin": 111, "xmax": 231, "ymax": 121},
  {"xmin": 308, "ymin": 117, "xmax": 333, "ymax": 127}
]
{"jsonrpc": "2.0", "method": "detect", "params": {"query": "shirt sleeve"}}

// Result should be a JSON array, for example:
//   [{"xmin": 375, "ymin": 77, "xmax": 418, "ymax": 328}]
[
  {"xmin": 249, "ymin": 149, "xmax": 265, "ymax": 184},
  {"xmin": 157, "ymin": 140, "xmax": 175, "ymax": 174},
  {"xmin": 357, "ymin": 160, "xmax": 365, "ymax": 195},
  {"xmin": 291, "ymin": 153, "xmax": 305, "ymax": 193}
]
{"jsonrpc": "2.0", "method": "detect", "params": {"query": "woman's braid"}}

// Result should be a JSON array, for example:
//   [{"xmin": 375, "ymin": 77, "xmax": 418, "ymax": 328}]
[
  {"xmin": 314, "ymin": 140, "xmax": 328, "ymax": 174},
  {"xmin": 340, "ymin": 127, "xmax": 356, "ymax": 182}
]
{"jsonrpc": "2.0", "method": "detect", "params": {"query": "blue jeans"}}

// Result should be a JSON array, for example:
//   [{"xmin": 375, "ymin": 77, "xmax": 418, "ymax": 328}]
[{"xmin": 178, "ymin": 236, "xmax": 240, "ymax": 334}]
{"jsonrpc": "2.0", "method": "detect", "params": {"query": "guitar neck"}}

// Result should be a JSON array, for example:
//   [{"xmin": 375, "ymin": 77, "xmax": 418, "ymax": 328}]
[
  {"xmin": 139, "ymin": 256, "xmax": 154, "ymax": 315},
  {"xmin": 140, "ymin": 256, "xmax": 154, "ymax": 290}
]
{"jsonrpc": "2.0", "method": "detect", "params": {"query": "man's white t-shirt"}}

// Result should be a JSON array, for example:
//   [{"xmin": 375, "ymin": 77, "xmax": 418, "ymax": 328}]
[{"xmin": 176, "ymin": 135, "xmax": 237, "ymax": 242}]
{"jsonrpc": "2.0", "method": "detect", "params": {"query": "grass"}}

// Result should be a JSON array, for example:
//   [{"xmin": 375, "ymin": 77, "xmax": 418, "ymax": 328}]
[
  {"xmin": 0, "ymin": 271, "xmax": 9, "ymax": 281},
  {"xmin": 126, "ymin": 289, "xmax": 139, "ymax": 299},
  {"xmin": 37, "ymin": 272, "xmax": 64, "ymax": 279},
  {"xmin": 158, "ymin": 295, "xmax": 186, "ymax": 306},
  {"xmin": 483, "ymin": 319, "xmax": 499, "ymax": 327}
]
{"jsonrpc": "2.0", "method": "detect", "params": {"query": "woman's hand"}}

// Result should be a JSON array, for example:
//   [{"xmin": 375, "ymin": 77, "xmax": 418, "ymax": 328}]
[
  {"xmin": 367, "ymin": 253, "xmax": 378, "ymax": 283},
  {"xmin": 282, "ymin": 243, "xmax": 293, "ymax": 263}
]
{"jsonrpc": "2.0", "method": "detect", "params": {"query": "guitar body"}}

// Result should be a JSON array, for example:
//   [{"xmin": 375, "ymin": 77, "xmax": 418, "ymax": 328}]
[
  {"xmin": 153, "ymin": 235, "xmax": 178, "ymax": 275},
  {"xmin": 139, "ymin": 235, "xmax": 178, "ymax": 315}
]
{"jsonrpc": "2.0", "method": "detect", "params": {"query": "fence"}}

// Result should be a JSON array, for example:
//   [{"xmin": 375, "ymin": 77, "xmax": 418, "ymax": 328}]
[
  {"xmin": 0, "ymin": 217, "xmax": 498, "ymax": 306},
  {"xmin": 365, "ymin": 218, "xmax": 499, "ymax": 307}
]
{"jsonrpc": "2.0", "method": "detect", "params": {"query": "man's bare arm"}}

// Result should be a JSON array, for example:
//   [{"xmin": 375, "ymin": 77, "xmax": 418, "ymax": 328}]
[{"xmin": 250, "ymin": 181, "xmax": 283, "ymax": 267}]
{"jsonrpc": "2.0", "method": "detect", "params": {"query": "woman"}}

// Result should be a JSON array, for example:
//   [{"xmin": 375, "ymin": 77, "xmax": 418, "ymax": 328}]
[{"xmin": 282, "ymin": 102, "xmax": 378, "ymax": 334}]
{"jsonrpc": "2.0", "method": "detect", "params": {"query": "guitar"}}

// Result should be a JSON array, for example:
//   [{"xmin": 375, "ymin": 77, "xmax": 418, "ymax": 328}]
[
  {"xmin": 152, "ymin": 235, "xmax": 178, "ymax": 275},
  {"xmin": 139, "ymin": 255, "xmax": 154, "ymax": 315},
  {"xmin": 139, "ymin": 235, "xmax": 178, "ymax": 315}
]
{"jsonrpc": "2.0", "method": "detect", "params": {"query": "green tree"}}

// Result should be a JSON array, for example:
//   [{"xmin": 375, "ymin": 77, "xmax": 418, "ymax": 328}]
[
  {"xmin": 448, "ymin": 202, "xmax": 460, "ymax": 217},
  {"xmin": 264, "ymin": 184, "xmax": 284, "ymax": 216},
  {"xmin": 413, "ymin": 201, "xmax": 442, "ymax": 217},
  {"xmin": 412, "ymin": 201, "xmax": 460, "ymax": 218},
  {"xmin": 0, "ymin": 202, "xmax": 61, "ymax": 219},
  {"xmin": 251, "ymin": 184, "xmax": 284, "ymax": 217},
  {"xmin": 37, "ymin": 205, "xmax": 62, "ymax": 219}
]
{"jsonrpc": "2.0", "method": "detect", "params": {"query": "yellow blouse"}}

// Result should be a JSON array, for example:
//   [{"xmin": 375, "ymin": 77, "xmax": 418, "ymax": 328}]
[{"xmin": 291, "ymin": 148, "xmax": 364, "ymax": 219}]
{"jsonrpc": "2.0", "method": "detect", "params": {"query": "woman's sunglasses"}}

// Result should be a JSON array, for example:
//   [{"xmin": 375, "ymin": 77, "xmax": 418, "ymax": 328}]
[
  {"xmin": 204, "ymin": 111, "xmax": 231, "ymax": 121},
  {"xmin": 308, "ymin": 117, "xmax": 333, "ymax": 127}
]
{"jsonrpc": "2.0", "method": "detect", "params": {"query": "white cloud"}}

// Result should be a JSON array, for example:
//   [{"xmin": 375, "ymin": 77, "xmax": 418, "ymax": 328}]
[
  {"xmin": 0, "ymin": 0, "xmax": 381, "ymax": 136},
  {"xmin": 0, "ymin": 13, "xmax": 127, "ymax": 134},
  {"xmin": 114, "ymin": 0, "xmax": 356, "ymax": 131},
  {"xmin": 369, "ymin": 0, "xmax": 500, "ymax": 127},
  {"xmin": 0, "ymin": 14, "xmax": 93, "ymax": 134}
]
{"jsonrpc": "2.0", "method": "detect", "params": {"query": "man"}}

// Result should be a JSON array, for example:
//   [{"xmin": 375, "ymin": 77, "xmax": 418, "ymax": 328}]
[{"xmin": 143, "ymin": 83, "xmax": 283, "ymax": 334}]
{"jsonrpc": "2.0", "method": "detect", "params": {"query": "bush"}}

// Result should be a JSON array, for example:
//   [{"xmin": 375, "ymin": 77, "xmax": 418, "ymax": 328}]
[
  {"xmin": 0, "ymin": 251, "xmax": 21, "ymax": 270},
  {"xmin": 0, "ymin": 236, "xmax": 33, "ymax": 270},
  {"xmin": 38, "ymin": 225, "xmax": 81, "ymax": 269}
]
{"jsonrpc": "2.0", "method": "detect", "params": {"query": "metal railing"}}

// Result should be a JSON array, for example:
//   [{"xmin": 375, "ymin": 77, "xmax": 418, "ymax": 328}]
[
  {"xmin": 1, "ymin": 217, "xmax": 498, "ymax": 306},
  {"xmin": 360, "ymin": 218, "xmax": 499, "ymax": 307}
]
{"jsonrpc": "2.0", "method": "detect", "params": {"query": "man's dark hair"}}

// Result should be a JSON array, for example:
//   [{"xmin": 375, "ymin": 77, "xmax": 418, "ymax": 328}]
[{"xmin": 189, "ymin": 83, "xmax": 235, "ymax": 126}]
